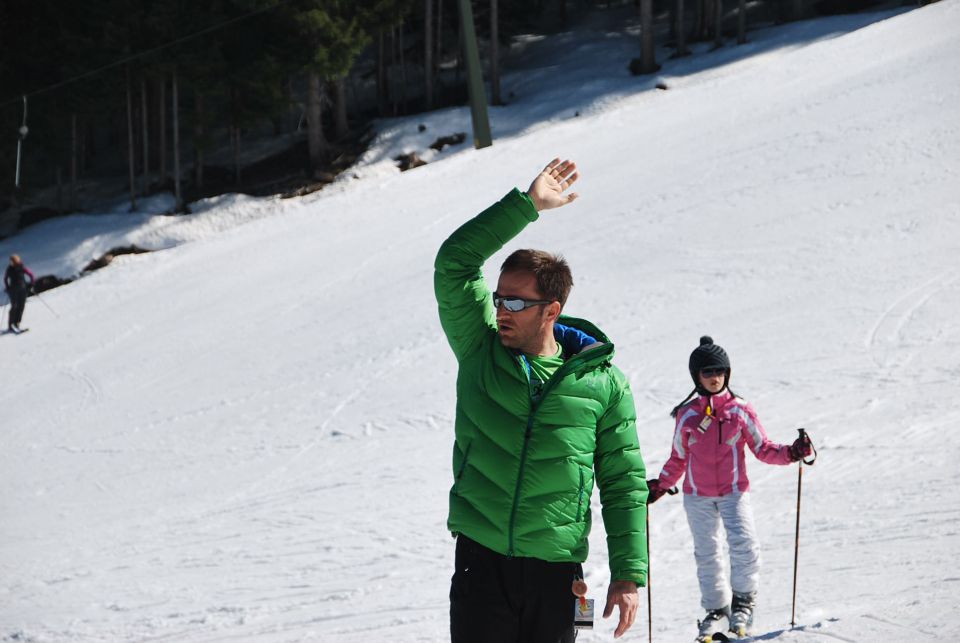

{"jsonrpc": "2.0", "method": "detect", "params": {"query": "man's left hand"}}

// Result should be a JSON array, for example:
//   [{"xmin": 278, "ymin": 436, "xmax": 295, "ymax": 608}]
[
  {"xmin": 526, "ymin": 158, "xmax": 579, "ymax": 211},
  {"xmin": 602, "ymin": 579, "xmax": 639, "ymax": 638}
]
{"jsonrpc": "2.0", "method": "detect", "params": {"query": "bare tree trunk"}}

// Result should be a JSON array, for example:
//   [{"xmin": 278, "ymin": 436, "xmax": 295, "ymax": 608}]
[
  {"xmin": 425, "ymin": 0, "xmax": 434, "ymax": 109},
  {"xmin": 377, "ymin": 31, "xmax": 389, "ymax": 116},
  {"xmin": 194, "ymin": 91, "xmax": 204, "ymax": 190},
  {"xmin": 80, "ymin": 120, "xmax": 88, "ymax": 175},
  {"xmin": 773, "ymin": 0, "xmax": 788, "ymax": 23},
  {"xmin": 456, "ymin": 11, "xmax": 462, "ymax": 85},
  {"xmin": 126, "ymin": 67, "xmax": 137, "ymax": 210},
  {"xmin": 232, "ymin": 125, "xmax": 241, "ymax": 186},
  {"xmin": 436, "ymin": 0, "xmax": 444, "ymax": 82},
  {"xmin": 332, "ymin": 76, "xmax": 348, "ymax": 139},
  {"xmin": 158, "ymin": 77, "xmax": 167, "ymax": 186},
  {"xmin": 172, "ymin": 69, "xmax": 183, "ymax": 211},
  {"xmin": 641, "ymin": 0, "xmax": 656, "ymax": 72},
  {"xmin": 491, "ymin": 0, "xmax": 501, "ymax": 105},
  {"xmin": 737, "ymin": 0, "xmax": 746, "ymax": 43},
  {"xmin": 714, "ymin": 0, "xmax": 723, "ymax": 48},
  {"xmin": 141, "ymin": 79, "xmax": 149, "ymax": 195},
  {"xmin": 675, "ymin": 0, "xmax": 689, "ymax": 55},
  {"xmin": 306, "ymin": 72, "xmax": 327, "ymax": 176},
  {"xmin": 288, "ymin": 76, "xmax": 300, "ymax": 131},
  {"xmin": 56, "ymin": 166, "xmax": 63, "ymax": 213},
  {"xmin": 392, "ymin": 25, "xmax": 401, "ymax": 116},
  {"xmin": 391, "ymin": 26, "xmax": 397, "ymax": 116},
  {"xmin": 349, "ymin": 73, "xmax": 360, "ymax": 125},
  {"xmin": 693, "ymin": 0, "xmax": 704, "ymax": 41},
  {"xmin": 399, "ymin": 20, "xmax": 408, "ymax": 113},
  {"xmin": 70, "ymin": 113, "xmax": 78, "ymax": 209},
  {"xmin": 81, "ymin": 119, "xmax": 91, "ymax": 175}
]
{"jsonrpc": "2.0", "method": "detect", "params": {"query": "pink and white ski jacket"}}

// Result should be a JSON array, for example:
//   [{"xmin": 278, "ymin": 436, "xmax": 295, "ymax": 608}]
[{"xmin": 657, "ymin": 390, "xmax": 793, "ymax": 497}]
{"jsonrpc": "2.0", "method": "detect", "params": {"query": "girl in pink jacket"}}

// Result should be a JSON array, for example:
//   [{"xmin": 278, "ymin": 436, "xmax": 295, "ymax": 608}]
[{"xmin": 647, "ymin": 336, "xmax": 811, "ymax": 640}]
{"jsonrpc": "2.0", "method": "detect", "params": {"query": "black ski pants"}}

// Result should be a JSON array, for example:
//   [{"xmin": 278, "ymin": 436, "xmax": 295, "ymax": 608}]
[
  {"xmin": 7, "ymin": 287, "xmax": 26, "ymax": 328},
  {"xmin": 450, "ymin": 534, "xmax": 581, "ymax": 643}
]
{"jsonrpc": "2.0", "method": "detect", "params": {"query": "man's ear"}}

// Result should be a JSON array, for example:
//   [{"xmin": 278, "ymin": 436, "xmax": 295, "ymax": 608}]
[{"xmin": 545, "ymin": 301, "xmax": 562, "ymax": 323}]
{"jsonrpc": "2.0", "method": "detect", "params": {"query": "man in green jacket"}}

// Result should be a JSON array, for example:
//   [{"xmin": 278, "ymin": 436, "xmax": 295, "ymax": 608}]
[{"xmin": 435, "ymin": 158, "xmax": 649, "ymax": 642}]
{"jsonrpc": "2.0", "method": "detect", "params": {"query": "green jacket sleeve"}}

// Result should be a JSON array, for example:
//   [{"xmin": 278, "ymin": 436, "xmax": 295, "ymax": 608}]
[
  {"xmin": 594, "ymin": 373, "xmax": 649, "ymax": 585},
  {"xmin": 434, "ymin": 188, "xmax": 539, "ymax": 361}
]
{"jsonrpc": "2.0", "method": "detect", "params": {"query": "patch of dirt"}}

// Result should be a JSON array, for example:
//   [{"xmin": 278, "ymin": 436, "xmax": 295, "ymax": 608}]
[
  {"xmin": 81, "ymin": 245, "xmax": 152, "ymax": 274},
  {"xmin": 430, "ymin": 133, "xmax": 466, "ymax": 152},
  {"xmin": 395, "ymin": 152, "xmax": 428, "ymax": 172},
  {"xmin": 33, "ymin": 274, "xmax": 74, "ymax": 294},
  {"xmin": 30, "ymin": 244, "xmax": 155, "ymax": 296}
]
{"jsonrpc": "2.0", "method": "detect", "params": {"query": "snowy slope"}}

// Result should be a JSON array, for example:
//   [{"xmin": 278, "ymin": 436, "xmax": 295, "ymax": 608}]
[{"xmin": 2, "ymin": 3, "xmax": 960, "ymax": 641}]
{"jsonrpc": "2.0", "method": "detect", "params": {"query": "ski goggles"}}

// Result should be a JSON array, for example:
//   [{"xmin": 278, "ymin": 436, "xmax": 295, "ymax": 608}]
[
  {"xmin": 492, "ymin": 292, "xmax": 553, "ymax": 312},
  {"xmin": 699, "ymin": 367, "xmax": 728, "ymax": 378}
]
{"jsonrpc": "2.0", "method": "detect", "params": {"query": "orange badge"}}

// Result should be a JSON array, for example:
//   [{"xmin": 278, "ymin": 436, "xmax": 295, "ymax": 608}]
[{"xmin": 572, "ymin": 579, "xmax": 588, "ymax": 597}]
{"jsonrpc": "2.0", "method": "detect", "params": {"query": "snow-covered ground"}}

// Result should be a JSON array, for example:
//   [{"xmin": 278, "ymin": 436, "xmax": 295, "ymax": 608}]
[{"xmin": 2, "ymin": 3, "xmax": 959, "ymax": 641}]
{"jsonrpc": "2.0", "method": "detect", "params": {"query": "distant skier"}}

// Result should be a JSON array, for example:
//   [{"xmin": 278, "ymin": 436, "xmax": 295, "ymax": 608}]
[
  {"xmin": 434, "ymin": 159, "xmax": 649, "ymax": 642},
  {"xmin": 4, "ymin": 254, "xmax": 35, "ymax": 333},
  {"xmin": 646, "ymin": 336, "xmax": 812, "ymax": 641}
]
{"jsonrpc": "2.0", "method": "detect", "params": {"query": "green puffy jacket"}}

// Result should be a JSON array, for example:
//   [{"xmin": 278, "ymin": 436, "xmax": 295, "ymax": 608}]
[{"xmin": 434, "ymin": 188, "xmax": 648, "ymax": 584}]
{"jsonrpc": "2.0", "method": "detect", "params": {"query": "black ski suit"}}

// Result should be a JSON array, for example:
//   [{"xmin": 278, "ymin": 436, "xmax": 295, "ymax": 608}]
[{"xmin": 4, "ymin": 263, "xmax": 34, "ymax": 330}]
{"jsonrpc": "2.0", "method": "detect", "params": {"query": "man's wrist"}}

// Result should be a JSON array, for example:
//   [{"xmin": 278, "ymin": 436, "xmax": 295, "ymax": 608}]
[{"xmin": 523, "ymin": 191, "xmax": 541, "ymax": 212}]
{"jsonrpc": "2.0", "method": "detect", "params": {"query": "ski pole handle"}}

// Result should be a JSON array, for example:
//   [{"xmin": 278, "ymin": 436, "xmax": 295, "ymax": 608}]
[{"xmin": 796, "ymin": 428, "xmax": 817, "ymax": 466}]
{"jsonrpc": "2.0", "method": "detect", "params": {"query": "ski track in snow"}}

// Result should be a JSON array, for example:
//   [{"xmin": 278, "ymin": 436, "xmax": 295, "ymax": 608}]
[{"xmin": 864, "ymin": 268, "xmax": 959, "ymax": 354}]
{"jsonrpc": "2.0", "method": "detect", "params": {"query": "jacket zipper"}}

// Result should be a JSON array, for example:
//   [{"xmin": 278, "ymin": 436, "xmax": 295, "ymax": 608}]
[
  {"xmin": 508, "ymin": 412, "xmax": 536, "ymax": 555},
  {"xmin": 576, "ymin": 467, "xmax": 585, "ymax": 522},
  {"xmin": 453, "ymin": 441, "xmax": 473, "ymax": 495},
  {"xmin": 717, "ymin": 417, "xmax": 726, "ymax": 493},
  {"xmin": 506, "ymin": 348, "xmax": 603, "ymax": 555}
]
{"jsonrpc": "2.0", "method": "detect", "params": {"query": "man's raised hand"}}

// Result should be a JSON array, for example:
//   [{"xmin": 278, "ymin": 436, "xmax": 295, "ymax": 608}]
[{"xmin": 526, "ymin": 158, "xmax": 579, "ymax": 212}]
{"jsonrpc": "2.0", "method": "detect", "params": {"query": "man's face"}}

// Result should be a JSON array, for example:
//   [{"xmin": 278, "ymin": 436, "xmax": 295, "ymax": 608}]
[{"xmin": 495, "ymin": 270, "xmax": 557, "ymax": 352}]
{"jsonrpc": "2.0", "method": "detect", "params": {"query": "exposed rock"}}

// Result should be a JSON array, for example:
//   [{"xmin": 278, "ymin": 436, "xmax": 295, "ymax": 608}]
[
  {"xmin": 33, "ymin": 274, "xmax": 73, "ymax": 294},
  {"xmin": 429, "ymin": 133, "xmax": 467, "ymax": 152},
  {"xmin": 82, "ymin": 245, "xmax": 151, "ymax": 274},
  {"xmin": 395, "ymin": 153, "xmax": 428, "ymax": 172}
]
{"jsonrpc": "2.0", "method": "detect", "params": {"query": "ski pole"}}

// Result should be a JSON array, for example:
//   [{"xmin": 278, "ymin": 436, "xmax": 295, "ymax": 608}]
[
  {"xmin": 790, "ymin": 428, "xmax": 816, "ymax": 627},
  {"xmin": 646, "ymin": 509, "xmax": 652, "ymax": 643},
  {"xmin": 646, "ymin": 486, "xmax": 677, "ymax": 642},
  {"xmin": 32, "ymin": 288, "xmax": 60, "ymax": 319}
]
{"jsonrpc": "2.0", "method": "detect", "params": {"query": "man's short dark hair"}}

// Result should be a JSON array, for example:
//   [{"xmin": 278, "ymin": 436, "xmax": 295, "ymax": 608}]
[{"xmin": 501, "ymin": 249, "xmax": 574, "ymax": 309}]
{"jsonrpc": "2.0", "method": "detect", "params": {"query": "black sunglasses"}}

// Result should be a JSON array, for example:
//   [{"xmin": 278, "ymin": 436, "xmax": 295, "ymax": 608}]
[
  {"xmin": 700, "ymin": 367, "xmax": 727, "ymax": 378},
  {"xmin": 492, "ymin": 292, "xmax": 553, "ymax": 312}
]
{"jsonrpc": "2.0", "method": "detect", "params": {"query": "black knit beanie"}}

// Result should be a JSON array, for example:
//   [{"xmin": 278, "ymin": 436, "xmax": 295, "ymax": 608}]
[{"xmin": 689, "ymin": 335, "xmax": 731, "ymax": 392}]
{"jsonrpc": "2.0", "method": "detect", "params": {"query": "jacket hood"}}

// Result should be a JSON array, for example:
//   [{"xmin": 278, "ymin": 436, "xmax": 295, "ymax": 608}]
[{"xmin": 554, "ymin": 316, "xmax": 615, "ymax": 375}]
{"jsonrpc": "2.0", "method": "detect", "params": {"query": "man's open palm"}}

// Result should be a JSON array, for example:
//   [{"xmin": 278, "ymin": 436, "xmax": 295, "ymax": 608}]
[{"xmin": 526, "ymin": 158, "xmax": 579, "ymax": 211}]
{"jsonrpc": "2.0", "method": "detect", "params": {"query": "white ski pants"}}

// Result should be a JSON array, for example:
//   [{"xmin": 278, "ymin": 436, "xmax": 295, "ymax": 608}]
[{"xmin": 683, "ymin": 492, "xmax": 761, "ymax": 611}]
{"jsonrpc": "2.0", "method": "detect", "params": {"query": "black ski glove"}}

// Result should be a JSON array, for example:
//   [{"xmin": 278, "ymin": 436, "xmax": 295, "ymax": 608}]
[
  {"xmin": 788, "ymin": 434, "xmax": 813, "ymax": 462},
  {"xmin": 646, "ymin": 479, "xmax": 667, "ymax": 505}
]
